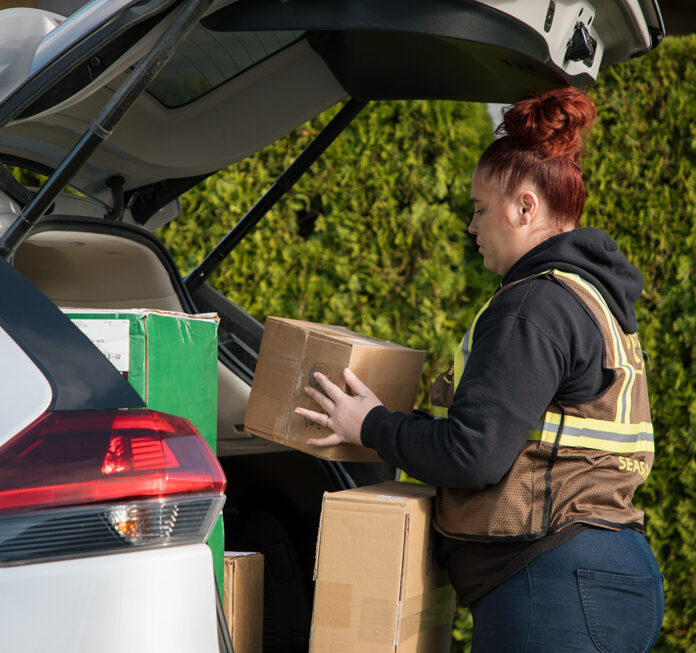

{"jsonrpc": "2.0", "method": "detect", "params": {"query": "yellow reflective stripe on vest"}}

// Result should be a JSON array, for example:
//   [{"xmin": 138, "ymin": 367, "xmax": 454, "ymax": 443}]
[
  {"xmin": 435, "ymin": 270, "xmax": 653, "ymax": 455},
  {"xmin": 433, "ymin": 296, "xmax": 492, "ymax": 418},
  {"xmin": 453, "ymin": 296, "xmax": 493, "ymax": 390},
  {"xmin": 533, "ymin": 270, "xmax": 653, "ymax": 454},
  {"xmin": 529, "ymin": 412, "xmax": 655, "ymax": 454},
  {"xmin": 552, "ymin": 270, "xmax": 637, "ymax": 424},
  {"xmin": 432, "ymin": 405, "xmax": 448, "ymax": 418}
]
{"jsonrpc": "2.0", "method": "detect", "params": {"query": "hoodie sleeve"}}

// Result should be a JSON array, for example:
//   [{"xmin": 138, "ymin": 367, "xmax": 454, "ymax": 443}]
[{"xmin": 360, "ymin": 278, "xmax": 605, "ymax": 489}]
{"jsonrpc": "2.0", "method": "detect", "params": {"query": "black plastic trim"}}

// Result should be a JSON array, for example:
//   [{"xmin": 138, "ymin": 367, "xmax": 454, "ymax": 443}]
[
  {"xmin": 127, "ymin": 174, "xmax": 211, "ymax": 225},
  {"xmin": 190, "ymin": 283, "xmax": 259, "ymax": 386},
  {"xmin": 0, "ymin": 256, "xmax": 144, "ymax": 411},
  {"xmin": 647, "ymin": 0, "xmax": 666, "ymax": 45}
]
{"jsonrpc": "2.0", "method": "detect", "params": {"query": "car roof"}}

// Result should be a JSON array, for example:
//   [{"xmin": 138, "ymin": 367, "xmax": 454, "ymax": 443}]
[{"xmin": 0, "ymin": 0, "xmax": 663, "ymax": 221}]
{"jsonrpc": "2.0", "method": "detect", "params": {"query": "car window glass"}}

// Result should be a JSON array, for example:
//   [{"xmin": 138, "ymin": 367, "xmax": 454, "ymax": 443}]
[{"xmin": 147, "ymin": 26, "xmax": 304, "ymax": 108}]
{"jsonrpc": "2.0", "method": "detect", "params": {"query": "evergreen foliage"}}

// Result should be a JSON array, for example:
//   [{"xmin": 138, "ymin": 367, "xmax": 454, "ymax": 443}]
[
  {"xmin": 159, "ymin": 35, "xmax": 695, "ymax": 652},
  {"xmin": 161, "ymin": 99, "xmax": 497, "ymax": 410}
]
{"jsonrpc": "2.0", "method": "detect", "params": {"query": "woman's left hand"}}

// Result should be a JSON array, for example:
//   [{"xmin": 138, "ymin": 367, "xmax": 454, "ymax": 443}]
[{"xmin": 295, "ymin": 368, "xmax": 383, "ymax": 447}]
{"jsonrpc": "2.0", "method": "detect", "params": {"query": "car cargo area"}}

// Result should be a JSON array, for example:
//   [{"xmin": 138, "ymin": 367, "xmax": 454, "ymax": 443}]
[{"xmin": 13, "ymin": 218, "xmax": 394, "ymax": 651}]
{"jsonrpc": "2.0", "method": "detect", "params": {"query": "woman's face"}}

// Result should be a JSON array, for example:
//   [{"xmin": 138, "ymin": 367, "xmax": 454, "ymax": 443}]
[{"xmin": 468, "ymin": 169, "xmax": 522, "ymax": 276}]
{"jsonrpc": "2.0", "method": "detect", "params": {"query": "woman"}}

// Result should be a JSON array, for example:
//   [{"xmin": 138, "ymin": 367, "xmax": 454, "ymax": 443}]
[{"xmin": 295, "ymin": 87, "xmax": 664, "ymax": 652}]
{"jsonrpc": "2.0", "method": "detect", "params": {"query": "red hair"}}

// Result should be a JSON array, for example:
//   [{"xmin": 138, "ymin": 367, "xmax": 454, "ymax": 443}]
[{"xmin": 477, "ymin": 87, "xmax": 597, "ymax": 229}]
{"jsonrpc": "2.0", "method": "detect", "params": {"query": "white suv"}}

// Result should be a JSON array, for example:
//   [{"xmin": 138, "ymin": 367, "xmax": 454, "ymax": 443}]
[{"xmin": 0, "ymin": 1, "xmax": 663, "ymax": 652}]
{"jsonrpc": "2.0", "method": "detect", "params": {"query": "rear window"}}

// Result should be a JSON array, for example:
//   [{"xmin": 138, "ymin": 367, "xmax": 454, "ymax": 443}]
[{"xmin": 146, "ymin": 26, "xmax": 304, "ymax": 108}]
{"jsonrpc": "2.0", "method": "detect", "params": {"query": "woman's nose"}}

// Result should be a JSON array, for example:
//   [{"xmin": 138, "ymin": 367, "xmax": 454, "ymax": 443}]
[{"xmin": 468, "ymin": 216, "xmax": 478, "ymax": 234}]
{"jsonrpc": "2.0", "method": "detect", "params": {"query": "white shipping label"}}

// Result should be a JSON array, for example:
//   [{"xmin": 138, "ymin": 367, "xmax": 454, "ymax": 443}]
[{"xmin": 72, "ymin": 319, "xmax": 130, "ymax": 373}]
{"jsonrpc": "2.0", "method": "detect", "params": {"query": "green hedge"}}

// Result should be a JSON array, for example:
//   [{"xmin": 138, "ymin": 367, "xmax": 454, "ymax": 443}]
[
  {"xmin": 160, "ymin": 35, "xmax": 696, "ymax": 652},
  {"xmin": 161, "ymin": 98, "xmax": 498, "ymax": 411}
]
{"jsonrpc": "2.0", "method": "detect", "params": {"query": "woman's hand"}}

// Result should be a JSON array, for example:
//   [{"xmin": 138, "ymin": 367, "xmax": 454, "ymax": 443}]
[{"xmin": 295, "ymin": 368, "xmax": 383, "ymax": 447}]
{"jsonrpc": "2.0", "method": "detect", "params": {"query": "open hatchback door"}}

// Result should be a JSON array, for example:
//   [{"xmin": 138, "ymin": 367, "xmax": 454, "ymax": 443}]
[{"xmin": 0, "ymin": 0, "xmax": 663, "ymax": 235}]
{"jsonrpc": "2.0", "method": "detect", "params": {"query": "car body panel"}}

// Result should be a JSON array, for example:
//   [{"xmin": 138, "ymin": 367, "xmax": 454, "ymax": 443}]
[
  {"xmin": 0, "ymin": 326, "xmax": 52, "ymax": 446},
  {"xmin": 1, "ymin": 544, "xmax": 218, "ymax": 653}
]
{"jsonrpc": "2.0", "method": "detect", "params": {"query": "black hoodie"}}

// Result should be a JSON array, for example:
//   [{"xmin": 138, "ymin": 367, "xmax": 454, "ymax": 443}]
[
  {"xmin": 361, "ymin": 227, "xmax": 644, "ymax": 490},
  {"xmin": 361, "ymin": 227, "xmax": 646, "ymax": 606}
]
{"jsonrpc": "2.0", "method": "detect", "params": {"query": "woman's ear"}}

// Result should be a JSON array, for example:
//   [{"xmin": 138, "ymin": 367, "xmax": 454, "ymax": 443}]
[{"xmin": 519, "ymin": 189, "xmax": 540, "ymax": 224}]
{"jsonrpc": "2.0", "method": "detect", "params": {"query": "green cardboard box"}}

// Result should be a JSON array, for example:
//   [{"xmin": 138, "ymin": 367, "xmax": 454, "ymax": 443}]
[{"xmin": 64, "ymin": 308, "xmax": 224, "ymax": 593}]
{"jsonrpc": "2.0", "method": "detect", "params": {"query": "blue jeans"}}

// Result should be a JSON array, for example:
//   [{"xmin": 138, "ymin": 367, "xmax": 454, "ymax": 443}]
[{"xmin": 470, "ymin": 528, "xmax": 664, "ymax": 652}]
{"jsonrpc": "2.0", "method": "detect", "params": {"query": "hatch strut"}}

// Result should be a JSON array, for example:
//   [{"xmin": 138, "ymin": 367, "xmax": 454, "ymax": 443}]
[
  {"xmin": 185, "ymin": 98, "xmax": 367, "ymax": 294},
  {"xmin": 0, "ymin": 0, "xmax": 216, "ymax": 261}
]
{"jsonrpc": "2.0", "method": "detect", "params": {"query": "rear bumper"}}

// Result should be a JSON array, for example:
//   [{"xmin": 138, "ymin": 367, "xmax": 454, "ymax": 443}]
[{"xmin": 0, "ymin": 543, "xmax": 219, "ymax": 653}]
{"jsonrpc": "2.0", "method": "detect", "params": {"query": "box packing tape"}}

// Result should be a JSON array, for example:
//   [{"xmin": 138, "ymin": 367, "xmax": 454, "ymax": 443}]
[{"xmin": 397, "ymin": 585, "xmax": 455, "ymax": 644}]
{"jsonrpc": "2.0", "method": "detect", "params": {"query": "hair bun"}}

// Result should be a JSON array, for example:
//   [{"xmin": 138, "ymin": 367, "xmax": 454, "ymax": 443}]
[{"xmin": 498, "ymin": 87, "xmax": 597, "ymax": 160}]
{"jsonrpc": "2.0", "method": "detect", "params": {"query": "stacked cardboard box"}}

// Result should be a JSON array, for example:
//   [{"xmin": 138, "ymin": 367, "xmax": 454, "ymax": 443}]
[
  {"xmin": 311, "ymin": 482, "xmax": 455, "ymax": 653},
  {"xmin": 223, "ymin": 552, "xmax": 264, "ymax": 653}
]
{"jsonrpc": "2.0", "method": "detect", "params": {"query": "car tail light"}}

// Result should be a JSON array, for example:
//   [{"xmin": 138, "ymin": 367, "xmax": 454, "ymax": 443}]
[{"xmin": 0, "ymin": 409, "xmax": 226, "ymax": 565}]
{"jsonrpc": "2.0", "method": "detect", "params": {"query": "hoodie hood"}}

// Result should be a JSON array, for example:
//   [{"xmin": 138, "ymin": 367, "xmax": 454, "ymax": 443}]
[{"xmin": 503, "ymin": 227, "xmax": 643, "ymax": 333}]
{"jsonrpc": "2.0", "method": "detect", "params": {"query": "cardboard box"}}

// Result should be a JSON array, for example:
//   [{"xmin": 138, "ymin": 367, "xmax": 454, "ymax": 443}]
[
  {"xmin": 63, "ymin": 309, "xmax": 225, "ymax": 589},
  {"xmin": 64, "ymin": 308, "xmax": 219, "ymax": 445},
  {"xmin": 310, "ymin": 482, "xmax": 455, "ymax": 653},
  {"xmin": 244, "ymin": 318, "xmax": 425, "ymax": 462},
  {"xmin": 223, "ymin": 552, "xmax": 264, "ymax": 653}
]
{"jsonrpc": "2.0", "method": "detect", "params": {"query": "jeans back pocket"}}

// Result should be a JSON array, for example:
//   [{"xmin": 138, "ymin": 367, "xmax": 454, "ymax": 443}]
[{"xmin": 577, "ymin": 569, "xmax": 655, "ymax": 653}]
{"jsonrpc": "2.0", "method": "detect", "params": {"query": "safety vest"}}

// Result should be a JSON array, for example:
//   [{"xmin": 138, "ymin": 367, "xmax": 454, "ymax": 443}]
[{"xmin": 432, "ymin": 270, "xmax": 654, "ymax": 541}]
